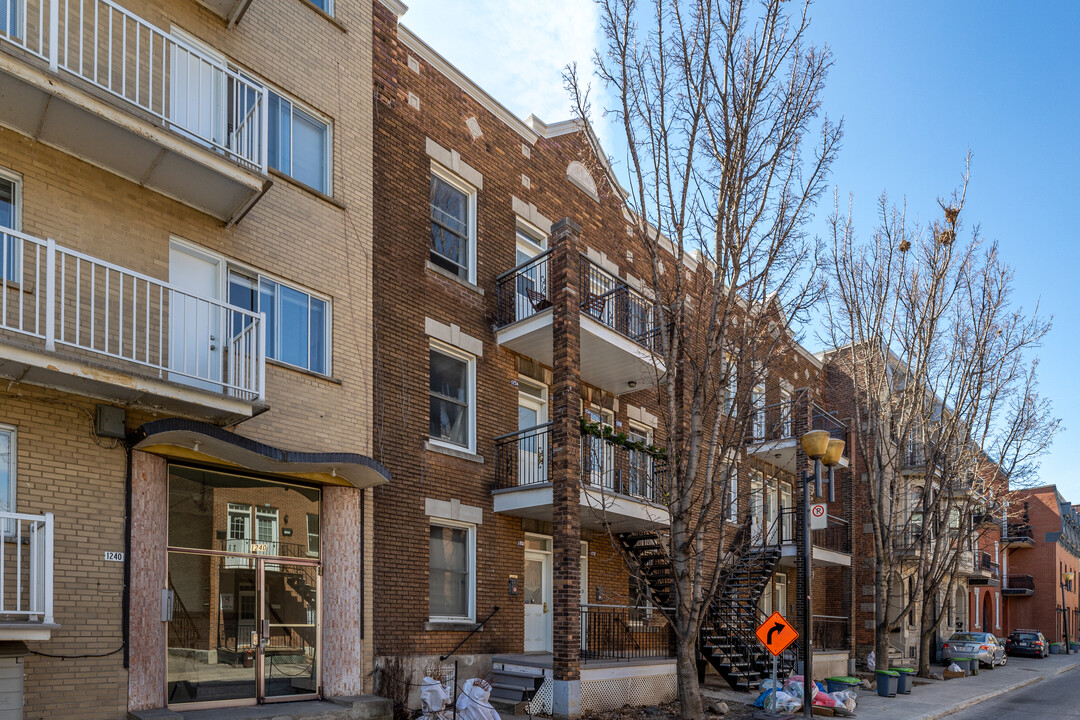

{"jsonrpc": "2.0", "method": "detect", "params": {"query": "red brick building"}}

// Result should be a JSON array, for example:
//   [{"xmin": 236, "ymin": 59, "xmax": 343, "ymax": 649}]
[
  {"xmin": 369, "ymin": 2, "xmax": 856, "ymax": 715},
  {"xmin": 1003, "ymin": 485, "xmax": 1080, "ymax": 648}
]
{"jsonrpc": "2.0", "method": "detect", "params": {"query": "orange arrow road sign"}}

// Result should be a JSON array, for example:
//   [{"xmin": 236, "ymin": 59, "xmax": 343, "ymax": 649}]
[{"xmin": 755, "ymin": 610, "xmax": 799, "ymax": 656}]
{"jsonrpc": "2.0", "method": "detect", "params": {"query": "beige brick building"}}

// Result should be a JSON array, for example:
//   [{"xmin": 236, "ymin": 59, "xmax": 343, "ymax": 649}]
[{"xmin": 0, "ymin": 0, "xmax": 386, "ymax": 715}]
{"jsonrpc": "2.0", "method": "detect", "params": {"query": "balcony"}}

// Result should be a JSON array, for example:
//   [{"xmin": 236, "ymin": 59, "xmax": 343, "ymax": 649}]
[
  {"xmin": 969, "ymin": 551, "xmax": 1000, "ymax": 585},
  {"xmin": 492, "ymin": 424, "xmax": 670, "ymax": 532},
  {"xmin": 0, "ymin": 0, "xmax": 269, "ymax": 223},
  {"xmin": 762, "ymin": 508, "xmax": 851, "ymax": 568},
  {"xmin": 0, "ymin": 226, "xmax": 265, "ymax": 423},
  {"xmin": 0, "ymin": 511, "xmax": 56, "ymax": 641},
  {"xmin": 579, "ymin": 604, "xmax": 674, "ymax": 662},
  {"xmin": 1002, "ymin": 523, "xmax": 1036, "ymax": 549},
  {"xmin": 494, "ymin": 253, "xmax": 665, "ymax": 393},
  {"xmin": 744, "ymin": 396, "xmax": 848, "ymax": 474},
  {"xmin": 1002, "ymin": 575, "xmax": 1035, "ymax": 597}
]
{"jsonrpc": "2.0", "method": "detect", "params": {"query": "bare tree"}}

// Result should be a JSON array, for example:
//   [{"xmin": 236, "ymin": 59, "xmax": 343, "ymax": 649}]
[
  {"xmin": 567, "ymin": 0, "xmax": 840, "ymax": 715},
  {"xmin": 823, "ymin": 159, "xmax": 1059, "ymax": 674}
]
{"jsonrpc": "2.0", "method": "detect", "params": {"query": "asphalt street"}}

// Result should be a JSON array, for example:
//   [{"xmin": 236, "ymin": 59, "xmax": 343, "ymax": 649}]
[{"xmin": 946, "ymin": 663, "xmax": 1080, "ymax": 720}]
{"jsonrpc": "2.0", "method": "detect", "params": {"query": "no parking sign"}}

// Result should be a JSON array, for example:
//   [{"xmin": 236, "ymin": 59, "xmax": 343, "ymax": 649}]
[{"xmin": 810, "ymin": 503, "xmax": 827, "ymax": 530}]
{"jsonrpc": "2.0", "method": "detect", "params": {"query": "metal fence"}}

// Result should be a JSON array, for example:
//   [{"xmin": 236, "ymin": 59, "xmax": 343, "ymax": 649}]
[
  {"xmin": 580, "ymin": 604, "xmax": 674, "ymax": 662},
  {"xmin": 0, "ymin": 511, "xmax": 53, "ymax": 624}
]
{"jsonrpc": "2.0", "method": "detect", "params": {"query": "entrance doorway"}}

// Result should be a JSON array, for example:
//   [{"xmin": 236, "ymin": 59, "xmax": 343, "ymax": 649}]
[
  {"xmin": 169, "ymin": 240, "xmax": 225, "ymax": 390},
  {"xmin": 166, "ymin": 465, "xmax": 321, "ymax": 709},
  {"xmin": 524, "ymin": 535, "xmax": 552, "ymax": 652}
]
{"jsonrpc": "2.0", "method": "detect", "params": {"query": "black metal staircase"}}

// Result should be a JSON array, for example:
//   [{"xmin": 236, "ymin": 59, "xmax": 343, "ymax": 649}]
[{"xmin": 617, "ymin": 518, "xmax": 798, "ymax": 692}]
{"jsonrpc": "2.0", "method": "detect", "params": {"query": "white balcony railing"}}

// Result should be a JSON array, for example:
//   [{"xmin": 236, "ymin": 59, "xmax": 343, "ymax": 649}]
[
  {"xmin": 0, "ymin": 225, "xmax": 266, "ymax": 401},
  {"xmin": 0, "ymin": 0, "xmax": 267, "ymax": 172},
  {"xmin": 0, "ymin": 511, "xmax": 53, "ymax": 625}
]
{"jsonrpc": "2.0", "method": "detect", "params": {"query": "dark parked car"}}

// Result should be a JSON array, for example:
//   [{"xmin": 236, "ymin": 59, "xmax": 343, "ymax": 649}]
[{"xmin": 1005, "ymin": 629, "xmax": 1048, "ymax": 658}]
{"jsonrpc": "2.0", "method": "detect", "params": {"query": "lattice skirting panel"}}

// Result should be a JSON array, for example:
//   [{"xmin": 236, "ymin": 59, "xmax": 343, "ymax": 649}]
[
  {"xmin": 580, "ymin": 673, "xmax": 678, "ymax": 713},
  {"xmin": 525, "ymin": 675, "xmax": 553, "ymax": 716}
]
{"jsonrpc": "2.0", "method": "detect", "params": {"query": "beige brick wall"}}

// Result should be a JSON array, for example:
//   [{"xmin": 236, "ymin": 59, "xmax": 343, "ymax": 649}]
[{"xmin": 0, "ymin": 0, "xmax": 376, "ymax": 715}]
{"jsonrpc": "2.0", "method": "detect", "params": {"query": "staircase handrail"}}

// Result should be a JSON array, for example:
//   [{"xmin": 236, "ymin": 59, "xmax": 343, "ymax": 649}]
[{"xmin": 439, "ymin": 606, "xmax": 500, "ymax": 661}]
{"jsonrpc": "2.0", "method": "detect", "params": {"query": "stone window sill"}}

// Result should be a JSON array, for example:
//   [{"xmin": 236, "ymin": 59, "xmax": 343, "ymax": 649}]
[
  {"xmin": 425, "ymin": 440, "xmax": 485, "ymax": 464},
  {"xmin": 425, "ymin": 621, "xmax": 482, "ymax": 632},
  {"xmin": 426, "ymin": 261, "xmax": 485, "ymax": 296}
]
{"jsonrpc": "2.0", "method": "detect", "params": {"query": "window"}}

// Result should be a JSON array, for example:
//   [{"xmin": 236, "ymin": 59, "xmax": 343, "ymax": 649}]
[
  {"xmin": 0, "ymin": 426, "xmax": 15, "ymax": 529},
  {"xmin": 629, "ymin": 575, "xmax": 653, "ymax": 622},
  {"xmin": 627, "ymin": 424, "xmax": 653, "ymax": 499},
  {"xmin": 725, "ymin": 464, "xmax": 738, "ymax": 523},
  {"xmin": 429, "ymin": 520, "xmax": 475, "ymax": 621},
  {"xmin": 779, "ymin": 388, "xmax": 792, "ymax": 437},
  {"xmin": 306, "ymin": 513, "xmax": 320, "ymax": 556},
  {"xmin": 268, "ymin": 90, "xmax": 332, "ymax": 194},
  {"xmin": 430, "ymin": 169, "xmax": 476, "ymax": 281},
  {"xmin": 228, "ymin": 269, "xmax": 330, "ymax": 375},
  {"xmin": 429, "ymin": 344, "xmax": 474, "ymax": 451},
  {"xmin": 751, "ymin": 385, "xmax": 765, "ymax": 440},
  {"xmin": 304, "ymin": 0, "xmax": 332, "ymax": 14},
  {"xmin": 723, "ymin": 355, "xmax": 737, "ymax": 415},
  {"xmin": 0, "ymin": 170, "xmax": 21, "ymax": 281}
]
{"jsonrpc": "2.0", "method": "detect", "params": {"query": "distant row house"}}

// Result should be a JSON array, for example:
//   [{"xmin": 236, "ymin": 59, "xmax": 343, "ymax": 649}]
[{"xmin": 0, "ymin": 0, "xmax": 1037, "ymax": 717}]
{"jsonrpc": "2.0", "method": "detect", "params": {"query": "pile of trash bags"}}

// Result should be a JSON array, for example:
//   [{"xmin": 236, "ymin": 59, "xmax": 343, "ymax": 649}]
[{"xmin": 753, "ymin": 676, "xmax": 857, "ymax": 717}]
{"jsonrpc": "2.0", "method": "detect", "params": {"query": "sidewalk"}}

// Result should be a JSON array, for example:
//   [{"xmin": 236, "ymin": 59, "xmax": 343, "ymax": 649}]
[
  {"xmin": 848, "ymin": 653, "xmax": 1079, "ymax": 720},
  {"xmin": 699, "ymin": 653, "xmax": 1079, "ymax": 720}
]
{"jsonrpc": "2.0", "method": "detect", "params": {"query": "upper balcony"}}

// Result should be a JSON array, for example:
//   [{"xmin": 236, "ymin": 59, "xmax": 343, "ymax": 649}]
[
  {"xmin": 744, "ymin": 396, "xmax": 848, "ymax": 474},
  {"xmin": 492, "ymin": 423, "xmax": 670, "ymax": 532},
  {"xmin": 494, "ymin": 253, "xmax": 665, "ymax": 394},
  {"xmin": 968, "ymin": 550, "xmax": 1000, "ymax": 585},
  {"xmin": 0, "ymin": 0, "xmax": 269, "ymax": 223},
  {"xmin": 0, "ymin": 225, "xmax": 265, "ymax": 423},
  {"xmin": 1002, "ymin": 522, "xmax": 1036, "ymax": 549},
  {"xmin": 766, "ymin": 508, "xmax": 852, "ymax": 568},
  {"xmin": 1002, "ymin": 574, "xmax": 1034, "ymax": 597},
  {"xmin": 0, "ymin": 511, "xmax": 56, "ymax": 641}
]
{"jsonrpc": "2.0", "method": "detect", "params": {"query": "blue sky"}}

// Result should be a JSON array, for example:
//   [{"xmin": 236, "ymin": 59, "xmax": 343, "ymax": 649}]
[{"xmin": 400, "ymin": 1, "xmax": 1080, "ymax": 498}]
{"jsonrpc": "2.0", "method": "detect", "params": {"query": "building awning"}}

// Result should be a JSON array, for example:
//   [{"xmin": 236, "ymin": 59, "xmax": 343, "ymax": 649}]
[{"xmin": 131, "ymin": 419, "xmax": 391, "ymax": 489}]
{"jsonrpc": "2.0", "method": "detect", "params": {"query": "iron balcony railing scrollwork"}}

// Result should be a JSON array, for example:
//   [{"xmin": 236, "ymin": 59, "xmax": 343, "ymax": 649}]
[
  {"xmin": 745, "ymin": 392, "xmax": 847, "ymax": 446},
  {"xmin": 579, "ymin": 256, "xmax": 660, "ymax": 351},
  {"xmin": 493, "ymin": 423, "xmax": 668, "ymax": 506},
  {"xmin": 495, "ymin": 250, "xmax": 552, "ymax": 327}
]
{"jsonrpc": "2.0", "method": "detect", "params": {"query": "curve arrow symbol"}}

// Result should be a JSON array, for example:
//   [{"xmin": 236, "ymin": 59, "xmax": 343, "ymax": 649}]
[{"xmin": 766, "ymin": 622, "xmax": 785, "ymax": 645}]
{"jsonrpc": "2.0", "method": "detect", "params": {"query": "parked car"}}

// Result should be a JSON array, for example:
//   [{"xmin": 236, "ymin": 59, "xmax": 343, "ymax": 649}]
[
  {"xmin": 1005, "ymin": 629, "xmax": 1048, "ymax": 658},
  {"xmin": 943, "ymin": 632, "xmax": 1007, "ymax": 667}
]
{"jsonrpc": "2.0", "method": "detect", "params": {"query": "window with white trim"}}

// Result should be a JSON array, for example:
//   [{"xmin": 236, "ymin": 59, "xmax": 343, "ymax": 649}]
[
  {"xmin": 304, "ymin": 0, "xmax": 333, "ymax": 15},
  {"xmin": 430, "ymin": 168, "xmax": 476, "ymax": 282},
  {"xmin": 429, "ymin": 519, "xmax": 475, "ymax": 622},
  {"xmin": 428, "ymin": 343, "xmax": 475, "ymax": 452},
  {"xmin": 725, "ymin": 464, "xmax": 738, "ymax": 523},
  {"xmin": 228, "ymin": 269, "xmax": 331, "ymax": 375},
  {"xmin": 268, "ymin": 90, "xmax": 332, "ymax": 195},
  {"xmin": 0, "ymin": 169, "xmax": 21, "ymax": 282},
  {"xmin": 0, "ymin": 426, "xmax": 15, "ymax": 520},
  {"xmin": 723, "ymin": 355, "xmax": 737, "ymax": 416},
  {"xmin": 306, "ymin": 513, "xmax": 320, "ymax": 556}
]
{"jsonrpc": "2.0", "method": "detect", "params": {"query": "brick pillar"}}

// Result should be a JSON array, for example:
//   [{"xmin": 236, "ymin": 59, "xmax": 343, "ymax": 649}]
[{"xmin": 549, "ymin": 218, "xmax": 582, "ymax": 718}]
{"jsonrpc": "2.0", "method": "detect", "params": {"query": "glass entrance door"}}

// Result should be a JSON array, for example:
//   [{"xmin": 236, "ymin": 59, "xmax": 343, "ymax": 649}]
[{"xmin": 261, "ymin": 560, "xmax": 319, "ymax": 700}]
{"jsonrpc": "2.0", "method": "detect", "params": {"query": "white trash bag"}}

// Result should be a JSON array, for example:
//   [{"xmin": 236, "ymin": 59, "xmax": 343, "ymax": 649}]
[
  {"xmin": 456, "ymin": 678, "xmax": 500, "ymax": 720},
  {"xmin": 419, "ymin": 676, "xmax": 451, "ymax": 720},
  {"xmin": 948, "ymin": 663, "xmax": 963, "ymax": 673},
  {"xmin": 866, "ymin": 650, "xmax": 875, "ymax": 671}
]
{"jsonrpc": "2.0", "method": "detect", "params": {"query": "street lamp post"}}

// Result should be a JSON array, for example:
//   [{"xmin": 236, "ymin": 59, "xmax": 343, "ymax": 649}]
[
  {"xmin": 798, "ymin": 430, "xmax": 845, "ymax": 718},
  {"xmin": 1062, "ymin": 571, "xmax": 1075, "ymax": 655}
]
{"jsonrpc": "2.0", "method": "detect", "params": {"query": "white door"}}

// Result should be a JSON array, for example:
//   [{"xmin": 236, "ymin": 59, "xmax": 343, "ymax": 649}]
[
  {"xmin": 169, "ymin": 242, "xmax": 224, "ymax": 388},
  {"xmin": 514, "ymin": 231, "xmax": 547, "ymax": 321},
  {"xmin": 169, "ymin": 29, "xmax": 227, "ymax": 148},
  {"xmin": 766, "ymin": 483, "xmax": 779, "ymax": 545},
  {"xmin": 584, "ymin": 407, "xmax": 615, "ymax": 490},
  {"xmin": 517, "ymin": 382, "xmax": 548, "ymax": 486},
  {"xmin": 750, "ymin": 473, "xmax": 764, "ymax": 544},
  {"xmin": 524, "ymin": 546, "xmax": 552, "ymax": 652},
  {"xmin": 775, "ymin": 574, "xmax": 788, "ymax": 617},
  {"xmin": 780, "ymin": 483, "xmax": 793, "ymax": 542},
  {"xmin": 627, "ymin": 426, "xmax": 653, "ymax": 499},
  {"xmin": 225, "ymin": 502, "xmax": 251, "ymax": 568}
]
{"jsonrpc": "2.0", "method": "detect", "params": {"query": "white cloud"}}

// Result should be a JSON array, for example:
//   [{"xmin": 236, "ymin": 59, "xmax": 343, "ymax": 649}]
[{"xmin": 399, "ymin": 0, "xmax": 607, "ymax": 143}]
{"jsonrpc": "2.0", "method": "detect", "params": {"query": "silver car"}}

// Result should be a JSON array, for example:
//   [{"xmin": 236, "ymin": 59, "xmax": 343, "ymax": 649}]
[{"xmin": 943, "ymin": 632, "xmax": 1007, "ymax": 667}]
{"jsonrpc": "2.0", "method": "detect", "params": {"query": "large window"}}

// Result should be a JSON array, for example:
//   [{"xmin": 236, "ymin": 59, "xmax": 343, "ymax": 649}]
[
  {"xmin": 269, "ymin": 91, "xmax": 332, "ymax": 195},
  {"xmin": 0, "ymin": 425, "xmax": 14, "ymax": 519},
  {"xmin": 725, "ymin": 464, "xmax": 738, "ymax": 523},
  {"xmin": 430, "ymin": 169, "xmax": 476, "ymax": 282},
  {"xmin": 429, "ymin": 344, "xmax": 474, "ymax": 451},
  {"xmin": 429, "ymin": 520, "xmax": 475, "ymax": 621},
  {"xmin": 229, "ymin": 269, "xmax": 330, "ymax": 375},
  {"xmin": 306, "ymin": 513, "xmax": 320, "ymax": 556},
  {"xmin": 0, "ymin": 170, "xmax": 20, "ymax": 281}
]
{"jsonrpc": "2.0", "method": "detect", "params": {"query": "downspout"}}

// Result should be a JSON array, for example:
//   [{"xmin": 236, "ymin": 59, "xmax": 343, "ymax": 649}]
[{"xmin": 122, "ymin": 441, "xmax": 133, "ymax": 669}]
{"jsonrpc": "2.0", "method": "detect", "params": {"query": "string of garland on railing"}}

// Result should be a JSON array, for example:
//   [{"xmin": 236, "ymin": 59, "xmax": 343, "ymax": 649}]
[{"xmin": 579, "ymin": 415, "xmax": 668, "ymax": 461}]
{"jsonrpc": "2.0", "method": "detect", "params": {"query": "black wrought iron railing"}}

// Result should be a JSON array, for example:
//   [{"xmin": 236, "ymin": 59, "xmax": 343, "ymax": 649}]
[
  {"xmin": 1006, "ymin": 574, "xmax": 1035, "ymax": 591},
  {"xmin": 813, "ymin": 513, "xmax": 851, "ymax": 555},
  {"xmin": 744, "ymin": 393, "xmax": 846, "ymax": 445},
  {"xmin": 1005, "ymin": 523, "xmax": 1034, "ymax": 543},
  {"xmin": 579, "ymin": 257, "xmax": 660, "ymax": 351},
  {"xmin": 892, "ymin": 526, "xmax": 925, "ymax": 553},
  {"xmin": 580, "ymin": 435, "xmax": 668, "ymax": 504},
  {"xmin": 812, "ymin": 615, "xmax": 850, "ymax": 651},
  {"xmin": 494, "ymin": 423, "xmax": 553, "ymax": 490},
  {"xmin": 495, "ymin": 250, "xmax": 553, "ymax": 327},
  {"xmin": 976, "ymin": 551, "xmax": 1000, "ymax": 576},
  {"xmin": 579, "ymin": 604, "xmax": 675, "ymax": 662}
]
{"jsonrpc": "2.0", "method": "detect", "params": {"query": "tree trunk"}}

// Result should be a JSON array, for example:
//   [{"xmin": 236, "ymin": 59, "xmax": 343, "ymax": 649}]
[
  {"xmin": 675, "ymin": 634, "xmax": 702, "ymax": 720},
  {"xmin": 917, "ymin": 599, "xmax": 934, "ymax": 676},
  {"xmin": 875, "ymin": 562, "xmax": 890, "ymax": 672}
]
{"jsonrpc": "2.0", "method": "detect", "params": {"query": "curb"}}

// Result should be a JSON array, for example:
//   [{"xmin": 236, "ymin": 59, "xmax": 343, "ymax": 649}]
[
  {"xmin": 1056, "ymin": 661, "xmax": 1080, "ymax": 675},
  {"xmin": 916, "ymin": 675, "xmax": 1044, "ymax": 720}
]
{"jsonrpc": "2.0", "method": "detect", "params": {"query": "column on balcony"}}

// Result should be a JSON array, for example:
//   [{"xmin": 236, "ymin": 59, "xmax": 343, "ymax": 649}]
[{"xmin": 549, "ymin": 218, "xmax": 582, "ymax": 719}]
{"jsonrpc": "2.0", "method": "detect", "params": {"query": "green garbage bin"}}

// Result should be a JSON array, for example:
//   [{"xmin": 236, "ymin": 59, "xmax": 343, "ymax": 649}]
[
  {"xmin": 894, "ymin": 667, "xmax": 916, "ymax": 694},
  {"xmin": 825, "ymin": 676, "xmax": 861, "ymax": 695},
  {"xmin": 953, "ymin": 656, "xmax": 978, "ymax": 675},
  {"xmin": 875, "ymin": 670, "xmax": 899, "ymax": 698}
]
